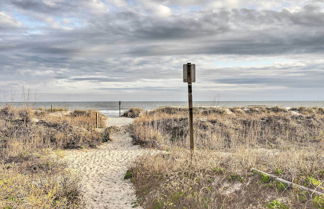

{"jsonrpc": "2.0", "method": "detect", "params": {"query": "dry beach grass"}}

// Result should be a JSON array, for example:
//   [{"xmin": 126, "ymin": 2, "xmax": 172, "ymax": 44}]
[
  {"xmin": 130, "ymin": 106, "xmax": 324, "ymax": 209},
  {"xmin": 0, "ymin": 105, "xmax": 323, "ymax": 209},
  {"xmin": 0, "ymin": 106, "xmax": 108, "ymax": 209}
]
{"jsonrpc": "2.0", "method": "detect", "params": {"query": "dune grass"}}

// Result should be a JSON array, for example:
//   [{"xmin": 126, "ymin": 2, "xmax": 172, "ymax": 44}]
[
  {"xmin": 0, "ymin": 106, "xmax": 109, "ymax": 209},
  {"xmin": 0, "ymin": 152, "xmax": 82, "ymax": 209},
  {"xmin": 130, "ymin": 106, "xmax": 324, "ymax": 209}
]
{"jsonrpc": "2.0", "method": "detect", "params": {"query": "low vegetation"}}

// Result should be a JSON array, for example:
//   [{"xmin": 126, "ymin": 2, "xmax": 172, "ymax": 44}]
[
  {"xmin": 122, "ymin": 108, "xmax": 144, "ymax": 118},
  {"xmin": 132, "ymin": 106, "xmax": 324, "ymax": 149},
  {"xmin": 130, "ymin": 106, "xmax": 324, "ymax": 209},
  {"xmin": 0, "ymin": 106, "xmax": 108, "ymax": 209}
]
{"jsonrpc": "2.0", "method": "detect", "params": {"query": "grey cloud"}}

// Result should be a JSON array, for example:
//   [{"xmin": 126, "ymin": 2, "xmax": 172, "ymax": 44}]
[
  {"xmin": 97, "ymin": 87, "xmax": 181, "ymax": 91},
  {"xmin": 10, "ymin": 0, "xmax": 67, "ymax": 14},
  {"xmin": 0, "ymin": 0, "xmax": 324, "ymax": 101},
  {"xmin": 216, "ymin": 77, "xmax": 324, "ymax": 88},
  {"xmin": 211, "ymin": 63, "xmax": 324, "ymax": 89},
  {"xmin": 2, "ymin": 5, "xmax": 324, "ymax": 58},
  {"xmin": 148, "ymin": 0, "xmax": 209, "ymax": 6},
  {"xmin": 68, "ymin": 77, "xmax": 124, "ymax": 82},
  {"xmin": 9, "ymin": 0, "xmax": 105, "ymax": 16}
]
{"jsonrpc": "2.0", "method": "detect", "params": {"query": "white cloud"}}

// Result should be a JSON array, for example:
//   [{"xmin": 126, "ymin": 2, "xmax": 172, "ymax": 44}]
[
  {"xmin": 138, "ymin": 1, "xmax": 172, "ymax": 17},
  {"xmin": 109, "ymin": 0, "xmax": 128, "ymax": 7},
  {"xmin": 155, "ymin": 4, "xmax": 172, "ymax": 17},
  {"xmin": 0, "ymin": 11, "xmax": 22, "ymax": 28},
  {"xmin": 87, "ymin": 0, "xmax": 109, "ymax": 14}
]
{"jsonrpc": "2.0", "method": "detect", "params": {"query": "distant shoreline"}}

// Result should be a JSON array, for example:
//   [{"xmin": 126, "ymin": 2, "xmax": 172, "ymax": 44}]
[
  {"xmin": 1, "ymin": 100, "xmax": 324, "ymax": 103},
  {"xmin": 1, "ymin": 101, "xmax": 324, "ymax": 118}
]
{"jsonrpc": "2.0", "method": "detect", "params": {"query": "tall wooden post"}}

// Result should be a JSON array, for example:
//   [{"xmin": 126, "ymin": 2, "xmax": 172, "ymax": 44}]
[{"xmin": 183, "ymin": 63, "xmax": 196, "ymax": 156}]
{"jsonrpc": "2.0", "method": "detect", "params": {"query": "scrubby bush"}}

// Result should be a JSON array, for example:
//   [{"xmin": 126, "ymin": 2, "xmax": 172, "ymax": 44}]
[{"xmin": 122, "ymin": 108, "xmax": 144, "ymax": 118}]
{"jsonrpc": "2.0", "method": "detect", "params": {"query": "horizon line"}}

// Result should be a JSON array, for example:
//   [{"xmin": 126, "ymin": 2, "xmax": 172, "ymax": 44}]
[{"xmin": 1, "ymin": 100, "xmax": 324, "ymax": 103}]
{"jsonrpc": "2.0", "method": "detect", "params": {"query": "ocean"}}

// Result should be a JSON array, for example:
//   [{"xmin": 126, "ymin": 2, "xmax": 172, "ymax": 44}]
[{"xmin": 0, "ymin": 101, "xmax": 323, "ymax": 117}]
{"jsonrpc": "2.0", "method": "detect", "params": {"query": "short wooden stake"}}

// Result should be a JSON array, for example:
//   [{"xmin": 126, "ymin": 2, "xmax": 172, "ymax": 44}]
[{"xmin": 96, "ymin": 112, "xmax": 99, "ymax": 128}]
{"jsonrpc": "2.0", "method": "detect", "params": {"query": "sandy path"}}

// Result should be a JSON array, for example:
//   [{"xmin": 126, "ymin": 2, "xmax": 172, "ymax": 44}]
[
  {"xmin": 64, "ymin": 118, "xmax": 146, "ymax": 209},
  {"xmin": 107, "ymin": 117, "xmax": 134, "ymax": 127}
]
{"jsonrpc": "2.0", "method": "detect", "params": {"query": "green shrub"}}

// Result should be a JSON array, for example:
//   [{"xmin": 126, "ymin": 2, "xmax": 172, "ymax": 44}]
[
  {"xmin": 306, "ymin": 177, "xmax": 322, "ymax": 188},
  {"xmin": 275, "ymin": 182, "xmax": 289, "ymax": 191},
  {"xmin": 212, "ymin": 167, "xmax": 225, "ymax": 175},
  {"xmin": 274, "ymin": 169, "xmax": 283, "ymax": 175},
  {"xmin": 260, "ymin": 173, "xmax": 272, "ymax": 183},
  {"xmin": 228, "ymin": 174, "xmax": 244, "ymax": 182},
  {"xmin": 313, "ymin": 195, "xmax": 324, "ymax": 208},
  {"xmin": 266, "ymin": 200, "xmax": 289, "ymax": 209},
  {"xmin": 124, "ymin": 170, "xmax": 133, "ymax": 180}
]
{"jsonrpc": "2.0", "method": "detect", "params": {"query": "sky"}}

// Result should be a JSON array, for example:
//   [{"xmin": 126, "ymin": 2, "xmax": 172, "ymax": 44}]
[{"xmin": 0, "ymin": 0, "xmax": 324, "ymax": 101}]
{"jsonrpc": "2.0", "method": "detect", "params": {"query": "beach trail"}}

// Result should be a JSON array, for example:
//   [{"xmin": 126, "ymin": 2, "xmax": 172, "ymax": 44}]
[{"xmin": 64, "ymin": 117, "xmax": 145, "ymax": 209}]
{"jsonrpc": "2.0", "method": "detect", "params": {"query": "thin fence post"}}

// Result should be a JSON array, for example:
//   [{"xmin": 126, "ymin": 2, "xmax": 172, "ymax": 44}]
[{"xmin": 96, "ymin": 112, "xmax": 99, "ymax": 128}]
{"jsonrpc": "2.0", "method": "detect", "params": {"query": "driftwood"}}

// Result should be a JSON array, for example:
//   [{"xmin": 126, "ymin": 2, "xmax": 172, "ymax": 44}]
[{"xmin": 251, "ymin": 168, "xmax": 323, "ymax": 196}]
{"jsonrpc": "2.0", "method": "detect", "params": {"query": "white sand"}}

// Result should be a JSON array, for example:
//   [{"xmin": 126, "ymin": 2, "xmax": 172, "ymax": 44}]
[
  {"xmin": 107, "ymin": 117, "xmax": 134, "ymax": 127},
  {"xmin": 64, "ymin": 118, "xmax": 148, "ymax": 209}
]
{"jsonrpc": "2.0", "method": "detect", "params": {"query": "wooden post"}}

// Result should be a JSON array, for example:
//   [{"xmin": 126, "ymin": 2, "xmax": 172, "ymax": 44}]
[
  {"xmin": 187, "ymin": 64, "xmax": 194, "ymax": 155},
  {"xmin": 96, "ymin": 112, "xmax": 99, "ymax": 128},
  {"xmin": 183, "ymin": 63, "xmax": 196, "ymax": 157},
  {"xmin": 119, "ymin": 101, "xmax": 121, "ymax": 117},
  {"xmin": 51, "ymin": 104, "xmax": 53, "ymax": 112}
]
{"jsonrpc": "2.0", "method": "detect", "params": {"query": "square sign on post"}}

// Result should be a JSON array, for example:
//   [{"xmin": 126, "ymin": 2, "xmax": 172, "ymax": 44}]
[{"xmin": 183, "ymin": 63, "xmax": 196, "ymax": 83}]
